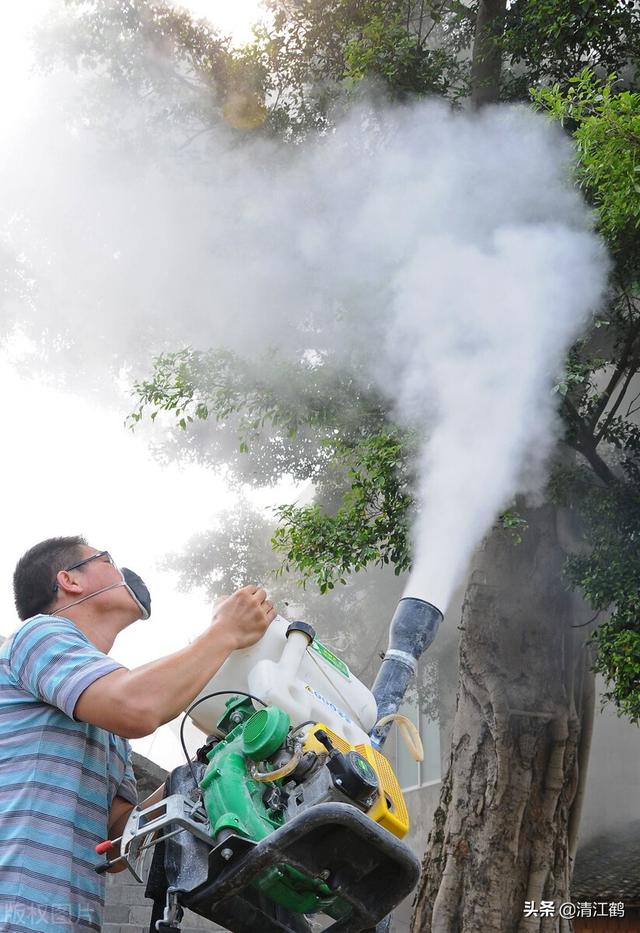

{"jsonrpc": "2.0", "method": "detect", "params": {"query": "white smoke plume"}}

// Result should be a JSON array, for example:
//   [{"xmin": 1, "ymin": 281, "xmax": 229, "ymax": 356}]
[
  {"xmin": 393, "ymin": 223, "xmax": 605, "ymax": 609},
  {"xmin": 0, "ymin": 44, "xmax": 608, "ymax": 610}
]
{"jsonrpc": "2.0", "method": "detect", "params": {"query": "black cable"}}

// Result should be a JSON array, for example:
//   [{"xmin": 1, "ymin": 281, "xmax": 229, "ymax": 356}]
[
  {"xmin": 179, "ymin": 690, "xmax": 267, "ymax": 790},
  {"xmin": 290, "ymin": 719, "xmax": 316, "ymax": 736}
]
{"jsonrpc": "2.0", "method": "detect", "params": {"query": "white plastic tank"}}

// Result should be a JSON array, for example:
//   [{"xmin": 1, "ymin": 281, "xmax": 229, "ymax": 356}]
[{"xmin": 188, "ymin": 616, "xmax": 378, "ymax": 747}]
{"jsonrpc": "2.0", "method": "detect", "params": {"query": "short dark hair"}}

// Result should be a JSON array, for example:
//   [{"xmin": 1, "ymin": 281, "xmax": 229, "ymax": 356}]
[{"xmin": 13, "ymin": 536, "xmax": 88, "ymax": 621}]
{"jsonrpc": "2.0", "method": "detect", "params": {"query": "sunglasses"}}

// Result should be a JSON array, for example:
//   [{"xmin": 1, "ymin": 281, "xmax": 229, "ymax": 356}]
[{"xmin": 51, "ymin": 550, "xmax": 116, "ymax": 592}]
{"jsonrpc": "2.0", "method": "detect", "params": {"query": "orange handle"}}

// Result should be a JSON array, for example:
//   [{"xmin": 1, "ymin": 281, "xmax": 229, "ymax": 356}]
[{"xmin": 95, "ymin": 840, "xmax": 114, "ymax": 855}]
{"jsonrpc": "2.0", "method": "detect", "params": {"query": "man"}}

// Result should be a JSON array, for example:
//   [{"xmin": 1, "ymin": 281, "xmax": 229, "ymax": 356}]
[{"xmin": 0, "ymin": 535, "xmax": 276, "ymax": 932}]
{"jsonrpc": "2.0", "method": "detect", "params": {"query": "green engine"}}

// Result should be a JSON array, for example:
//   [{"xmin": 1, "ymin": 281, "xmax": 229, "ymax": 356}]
[{"xmin": 200, "ymin": 698, "xmax": 347, "ymax": 916}]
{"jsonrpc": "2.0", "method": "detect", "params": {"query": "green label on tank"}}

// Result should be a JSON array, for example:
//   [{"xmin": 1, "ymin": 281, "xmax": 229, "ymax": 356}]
[{"xmin": 309, "ymin": 639, "xmax": 350, "ymax": 679}]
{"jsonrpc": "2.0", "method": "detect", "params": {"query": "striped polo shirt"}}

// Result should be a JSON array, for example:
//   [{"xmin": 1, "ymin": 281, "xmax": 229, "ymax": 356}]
[{"xmin": 0, "ymin": 614, "xmax": 138, "ymax": 932}]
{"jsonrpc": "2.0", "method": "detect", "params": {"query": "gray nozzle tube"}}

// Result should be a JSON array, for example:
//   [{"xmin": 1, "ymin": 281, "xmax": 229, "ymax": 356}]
[{"xmin": 370, "ymin": 597, "xmax": 443, "ymax": 749}]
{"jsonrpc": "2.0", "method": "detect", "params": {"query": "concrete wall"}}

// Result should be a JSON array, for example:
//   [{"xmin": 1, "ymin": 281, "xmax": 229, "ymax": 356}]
[
  {"xmin": 103, "ymin": 870, "xmax": 224, "ymax": 933},
  {"xmin": 577, "ymin": 678, "xmax": 640, "ymax": 844},
  {"xmin": 391, "ymin": 782, "xmax": 444, "ymax": 932}
]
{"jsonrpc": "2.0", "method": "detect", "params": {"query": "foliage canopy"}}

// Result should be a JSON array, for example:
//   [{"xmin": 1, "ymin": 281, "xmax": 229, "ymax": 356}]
[{"xmin": 533, "ymin": 71, "xmax": 640, "ymax": 721}]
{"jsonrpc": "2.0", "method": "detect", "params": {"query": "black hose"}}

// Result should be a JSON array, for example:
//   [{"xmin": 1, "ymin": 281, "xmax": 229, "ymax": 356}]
[{"xmin": 180, "ymin": 690, "xmax": 267, "ymax": 790}]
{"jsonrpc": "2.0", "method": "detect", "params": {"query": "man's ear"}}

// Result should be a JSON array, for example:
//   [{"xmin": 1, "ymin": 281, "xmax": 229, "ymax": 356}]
[{"xmin": 55, "ymin": 569, "xmax": 83, "ymax": 595}]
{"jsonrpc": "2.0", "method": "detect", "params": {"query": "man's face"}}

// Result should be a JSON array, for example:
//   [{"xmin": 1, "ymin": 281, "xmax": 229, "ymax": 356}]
[{"xmin": 65, "ymin": 546, "xmax": 143, "ymax": 620}]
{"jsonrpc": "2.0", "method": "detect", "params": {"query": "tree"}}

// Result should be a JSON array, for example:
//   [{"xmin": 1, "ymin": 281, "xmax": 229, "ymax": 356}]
[
  {"xmin": 470, "ymin": 0, "xmax": 507, "ymax": 107},
  {"xmin": 502, "ymin": 0, "xmax": 640, "ymax": 100},
  {"xmin": 412, "ymin": 505, "xmax": 591, "ymax": 932},
  {"xmin": 252, "ymin": 1, "xmax": 473, "ymax": 133},
  {"xmin": 37, "ymin": 0, "xmax": 233, "ymax": 138}
]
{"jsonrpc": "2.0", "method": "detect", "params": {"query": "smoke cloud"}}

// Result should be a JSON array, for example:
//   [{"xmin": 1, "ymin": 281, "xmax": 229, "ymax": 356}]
[
  {"xmin": 0, "ymin": 36, "xmax": 608, "ymax": 610},
  {"xmin": 394, "ymin": 224, "xmax": 605, "ymax": 609}
]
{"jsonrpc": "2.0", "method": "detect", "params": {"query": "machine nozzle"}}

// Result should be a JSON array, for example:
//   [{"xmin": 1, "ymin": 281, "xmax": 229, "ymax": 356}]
[{"xmin": 369, "ymin": 597, "xmax": 443, "ymax": 749}]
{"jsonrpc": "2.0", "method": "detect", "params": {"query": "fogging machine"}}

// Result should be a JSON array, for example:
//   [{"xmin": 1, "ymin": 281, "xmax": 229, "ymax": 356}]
[{"xmin": 95, "ymin": 597, "xmax": 443, "ymax": 933}]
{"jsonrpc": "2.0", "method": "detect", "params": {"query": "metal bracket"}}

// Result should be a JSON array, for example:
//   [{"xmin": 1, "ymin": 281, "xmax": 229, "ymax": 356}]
[{"xmin": 119, "ymin": 794, "xmax": 213, "ymax": 882}]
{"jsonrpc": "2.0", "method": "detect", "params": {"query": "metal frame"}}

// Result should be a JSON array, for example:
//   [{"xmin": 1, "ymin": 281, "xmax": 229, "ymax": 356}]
[{"xmin": 98, "ymin": 794, "xmax": 213, "ymax": 882}]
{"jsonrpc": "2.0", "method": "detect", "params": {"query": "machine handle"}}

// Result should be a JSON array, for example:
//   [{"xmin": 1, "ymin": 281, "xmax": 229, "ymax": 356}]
[{"xmin": 95, "ymin": 839, "xmax": 115, "ymax": 855}]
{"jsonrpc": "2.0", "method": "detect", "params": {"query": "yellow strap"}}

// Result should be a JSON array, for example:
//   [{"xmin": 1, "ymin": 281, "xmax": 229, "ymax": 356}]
[
  {"xmin": 249, "ymin": 746, "xmax": 302, "ymax": 782},
  {"xmin": 374, "ymin": 714, "xmax": 424, "ymax": 762}
]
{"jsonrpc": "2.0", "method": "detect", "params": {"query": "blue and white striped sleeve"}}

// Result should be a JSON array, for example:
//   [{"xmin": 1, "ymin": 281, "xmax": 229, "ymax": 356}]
[
  {"xmin": 117, "ymin": 740, "xmax": 138, "ymax": 806},
  {"xmin": 9, "ymin": 615, "xmax": 125, "ymax": 720}
]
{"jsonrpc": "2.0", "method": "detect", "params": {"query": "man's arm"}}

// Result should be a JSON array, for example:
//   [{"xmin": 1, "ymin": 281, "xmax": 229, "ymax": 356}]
[{"xmin": 75, "ymin": 585, "xmax": 276, "ymax": 738}]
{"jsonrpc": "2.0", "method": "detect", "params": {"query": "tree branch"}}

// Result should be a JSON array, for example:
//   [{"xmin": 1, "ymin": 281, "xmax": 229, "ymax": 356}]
[
  {"xmin": 417, "ymin": 0, "xmax": 427, "ymax": 41},
  {"xmin": 417, "ymin": 0, "xmax": 454, "ymax": 48},
  {"xmin": 595, "ymin": 348, "xmax": 640, "ymax": 444},
  {"xmin": 624, "ymin": 383, "xmax": 640, "ymax": 416},
  {"xmin": 176, "ymin": 123, "xmax": 216, "ymax": 151},
  {"xmin": 587, "ymin": 335, "xmax": 636, "ymax": 430},
  {"xmin": 562, "ymin": 397, "xmax": 617, "ymax": 486}
]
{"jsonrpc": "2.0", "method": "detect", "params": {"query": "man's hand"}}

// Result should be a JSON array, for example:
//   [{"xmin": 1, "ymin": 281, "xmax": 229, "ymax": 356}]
[{"xmin": 210, "ymin": 585, "xmax": 277, "ymax": 651}]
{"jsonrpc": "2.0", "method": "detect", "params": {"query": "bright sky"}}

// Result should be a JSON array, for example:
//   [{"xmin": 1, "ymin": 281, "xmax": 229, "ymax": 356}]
[
  {"xmin": 0, "ymin": 0, "xmax": 276, "ymax": 769},
  {"xmin": 185, "ymin": 0, "xmax": 270, "ymax": 41}
]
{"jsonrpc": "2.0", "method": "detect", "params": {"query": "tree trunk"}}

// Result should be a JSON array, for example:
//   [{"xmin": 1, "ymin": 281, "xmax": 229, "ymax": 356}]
[
  {"xmin": 470, "ymin": 0, "xmax": 507, "ymax": 107},
  {"xmin": 411, "ymin": 504, "xmax": 592, "ymax": 933}
]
